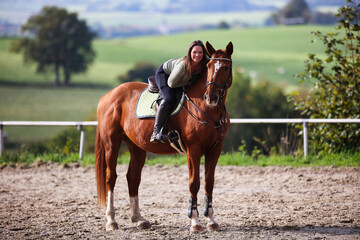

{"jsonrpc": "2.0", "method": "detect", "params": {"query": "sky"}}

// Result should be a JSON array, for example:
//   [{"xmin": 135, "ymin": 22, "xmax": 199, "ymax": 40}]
[{"xmin": 0, "ymin": 0, "xmax": 288, "ymax": 25}]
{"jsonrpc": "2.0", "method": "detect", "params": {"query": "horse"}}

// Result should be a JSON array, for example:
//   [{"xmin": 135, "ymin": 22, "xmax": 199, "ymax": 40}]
[{"xmin": 95, "ymin": 41, "xmax": 233, "ymax": 232}]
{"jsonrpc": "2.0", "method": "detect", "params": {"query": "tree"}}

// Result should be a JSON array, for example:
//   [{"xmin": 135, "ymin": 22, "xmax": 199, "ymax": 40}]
[
  {"xmin": 11, "ymin": 6, "xmax": 96, "ymax": 86},
  {"xmin": 291, "ymin": 0, "xmax": 360, "ymax": 154},
  {"xmin": 217, "ymin": 21, "xmax": 230, "ymax": 29},
  {"xmin": 281, "ymin": 0, "xmax": 311, "ymax": 24}
]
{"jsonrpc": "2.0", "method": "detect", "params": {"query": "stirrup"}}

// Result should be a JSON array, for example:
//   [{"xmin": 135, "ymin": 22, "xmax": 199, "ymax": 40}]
[
  {"xmin": 156, "ymin": 132, "xmax": 170, "ymax": 143},
  {"xmin": 150, "ymin": 129, "xmax": 169, "ymax": 143},
  {"xmin": 168, "ymin": 130, "xmax": 187, "ymax": 155}
]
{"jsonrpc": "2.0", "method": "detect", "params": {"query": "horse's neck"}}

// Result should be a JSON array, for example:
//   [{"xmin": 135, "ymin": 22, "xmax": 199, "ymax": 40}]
[{"xmin": 187, "ymin": 78, "xmax": 206, "ymax": 100}]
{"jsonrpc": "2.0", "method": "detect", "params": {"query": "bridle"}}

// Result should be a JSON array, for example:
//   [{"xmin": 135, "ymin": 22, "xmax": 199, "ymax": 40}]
[
  {"xmin": 182, "ymin": 56, "xmax": 232, "ymax": 153},
  {"xmin": 206, "ymin": 57, "xmax": 233, "ymax": 99}
]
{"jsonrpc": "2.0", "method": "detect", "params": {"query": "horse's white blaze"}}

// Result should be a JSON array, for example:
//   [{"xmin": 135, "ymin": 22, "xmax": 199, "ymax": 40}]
[
  {"xmin": 212, "ymin": 61, "xmax": 221, "ymax": 79},
  {"xmin": 206, "ymin": 60, "xmax": 221, "ymax": 107},
  {"xmin": 106, "ymin": 191, "xmax": 116, "ymax": 224}
]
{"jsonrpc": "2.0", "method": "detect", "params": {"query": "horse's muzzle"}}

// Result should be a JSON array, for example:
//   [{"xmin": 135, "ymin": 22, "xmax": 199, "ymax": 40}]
[{"xmin": 204, "ymin": 92, "xmax": 219, "ymax": 107}]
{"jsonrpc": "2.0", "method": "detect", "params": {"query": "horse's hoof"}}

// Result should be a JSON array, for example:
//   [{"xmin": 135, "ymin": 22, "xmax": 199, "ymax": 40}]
[
  {"xmin": 207, "ymin": 222, "xmax": 220, "ymax": 231},
  {"xmin": 106, "ymin": 222, "xmax": 119, "ymax": 231},
  {"xmin": 190, "ymin": 224, "xmax": 204, "ymax": 232},
  {"xmin": 137, "ymin": 220, "xmax": 151, "ymax": 229}
]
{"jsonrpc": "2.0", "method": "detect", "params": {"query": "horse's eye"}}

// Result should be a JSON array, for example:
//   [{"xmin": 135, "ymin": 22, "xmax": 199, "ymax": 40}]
[{"xmin": 224, "ymin": 66, "xmax": 229, "ymax": 71}]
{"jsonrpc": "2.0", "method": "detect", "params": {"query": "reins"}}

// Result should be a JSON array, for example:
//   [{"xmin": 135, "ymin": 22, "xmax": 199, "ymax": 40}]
[
  {"xmin": 182, "ymin": 57, "xmax": 232, "ymax": 153},
  {"xmin": 183, "ymin": 92, "xmax": 227, "ymax": 129}
]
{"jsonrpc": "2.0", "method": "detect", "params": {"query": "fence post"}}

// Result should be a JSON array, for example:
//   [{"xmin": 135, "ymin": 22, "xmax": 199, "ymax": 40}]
[
  {"xmin": 0, "ymin": 124, "xmax": 3, "ymax": 157},
  {"xmin": 303, "ymin": 121, "xmax": 309, "ymax": 157},
  {"xmin": 77, "ymin": 125, "xmax": 85, "ymax": 160}
]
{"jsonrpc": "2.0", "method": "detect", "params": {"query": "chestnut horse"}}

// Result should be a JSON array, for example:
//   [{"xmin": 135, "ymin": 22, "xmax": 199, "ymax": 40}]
[{"xmin": 96, "ymin": 41, "xmax": 233, "ymax": 232}]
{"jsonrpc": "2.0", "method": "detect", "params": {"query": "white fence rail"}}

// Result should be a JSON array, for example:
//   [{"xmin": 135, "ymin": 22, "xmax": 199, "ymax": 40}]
[
  {"xmin": 1, "ymin": 119, "xmax": 359, "ymax": 158},
  {"xmin": 0, "ymin": 121, "xmax": 97, "ymax": 159},
  {"xmin": 230, "ymin": 118, "xmax": 360, "ymax": 157}
]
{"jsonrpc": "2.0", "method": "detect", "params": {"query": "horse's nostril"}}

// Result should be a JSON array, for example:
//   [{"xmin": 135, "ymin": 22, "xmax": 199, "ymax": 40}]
[{"xmin": 204, "ymin": 94, "xmax": 208, "ymax": 100}]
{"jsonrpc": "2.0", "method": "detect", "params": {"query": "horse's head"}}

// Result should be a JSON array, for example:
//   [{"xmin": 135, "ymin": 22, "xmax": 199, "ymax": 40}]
[{"xmin": 204, "ymin": 41, "xmax": 233, "ymax": 107}]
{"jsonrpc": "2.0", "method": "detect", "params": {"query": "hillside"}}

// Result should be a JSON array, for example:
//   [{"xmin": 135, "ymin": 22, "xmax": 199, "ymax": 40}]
[
  {"xmin": 1, "ymin": 25, "xmax": 333, "ymax": 86},
  {"xmin": 0, "ymin": 25, "xmax": 334, "ymax": 143}
]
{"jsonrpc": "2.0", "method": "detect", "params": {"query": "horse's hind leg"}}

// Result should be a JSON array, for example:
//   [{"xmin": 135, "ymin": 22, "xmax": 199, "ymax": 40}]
[
  {"xmin": 125, "ymin": 139, "xmax": 151, "ymax": 229},
  {"xmin": 104, "ymin": 134, "xmax": 122, "ymax": 231}
]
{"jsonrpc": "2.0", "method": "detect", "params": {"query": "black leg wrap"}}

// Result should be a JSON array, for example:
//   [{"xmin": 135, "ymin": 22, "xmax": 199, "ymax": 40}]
[
  {"xmin": 204, "ymin": 195, "xmax": 213, "ymax": 217},
  {"xmin": 188, "ymin": 196, "xmax": 199, "ymax": 218}
]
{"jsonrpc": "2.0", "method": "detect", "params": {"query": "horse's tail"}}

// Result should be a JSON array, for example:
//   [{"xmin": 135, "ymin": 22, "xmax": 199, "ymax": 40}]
[{"xmin": 95, "ymin": 126, "xmax": 107, "ymax": 207}]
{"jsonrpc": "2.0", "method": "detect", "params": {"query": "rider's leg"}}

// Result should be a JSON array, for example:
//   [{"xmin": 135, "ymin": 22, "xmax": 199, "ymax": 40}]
[{"xmin": 150, "ymin": 65, "xmax": 176, "ymax": 143}]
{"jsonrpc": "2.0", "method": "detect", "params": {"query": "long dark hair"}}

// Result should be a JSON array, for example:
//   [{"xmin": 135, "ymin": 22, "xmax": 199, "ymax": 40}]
[{"xmin": 183, "ymin": 40, "xmax": 209, "ymax": 75}]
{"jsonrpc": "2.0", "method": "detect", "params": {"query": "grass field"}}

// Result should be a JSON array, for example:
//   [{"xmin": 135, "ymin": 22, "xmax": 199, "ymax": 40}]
[
  {"xmin": 93, "ymin": 25, "xmax": 331, "ymax": 86},
  {"xmin": 1, "ymin": 151, "xmax": 359, "ymax": 168},
  {"xmin": 0, "ymin": 86, "xmax": 106, "ymax": 141},
  {"xmin": 1, "ymin": 25, "xmax": 333, "ymax": 86},
  {"xmin": 0, "ymin": 25, "xmax": 335, "ymax": 143}
]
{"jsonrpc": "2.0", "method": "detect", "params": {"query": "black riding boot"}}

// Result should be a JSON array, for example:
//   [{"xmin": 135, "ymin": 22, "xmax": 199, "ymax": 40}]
[{"xmin": 150, "ymin": 100, "xmax": 173, "ymax": 143}]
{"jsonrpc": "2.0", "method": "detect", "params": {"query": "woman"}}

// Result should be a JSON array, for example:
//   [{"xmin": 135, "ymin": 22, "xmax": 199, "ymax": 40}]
[{"xmin": 150, "ymin": 40, "xmax": 209, "ymax": 143}]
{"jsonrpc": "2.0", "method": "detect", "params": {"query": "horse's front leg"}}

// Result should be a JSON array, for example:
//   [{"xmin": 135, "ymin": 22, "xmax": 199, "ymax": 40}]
[
  {"xmin": 203, "ymin": 144, "xmax": 222, "ymax": 231},
  {"xmin": 187, "ymin": 151, "xmax": 203, "ymax": 232}
]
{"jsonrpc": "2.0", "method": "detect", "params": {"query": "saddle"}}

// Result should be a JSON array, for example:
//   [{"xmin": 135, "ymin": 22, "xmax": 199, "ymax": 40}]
[
  {"xmin": 136, "ymin": 76, "xmax": 185, "ymax": 118},
  {"xmin": 135, "ymin": 76, "xmax": 186, "ymax": 154}
]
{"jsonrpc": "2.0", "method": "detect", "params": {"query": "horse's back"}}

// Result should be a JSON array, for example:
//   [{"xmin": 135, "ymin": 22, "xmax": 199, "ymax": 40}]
[
  {"xmin": 98, "ymin": 82, "xmax": 147, "ymax": 106},
  {"xmin": 97, "ymin": 82, "xmax": 147, "ymax": 127}
]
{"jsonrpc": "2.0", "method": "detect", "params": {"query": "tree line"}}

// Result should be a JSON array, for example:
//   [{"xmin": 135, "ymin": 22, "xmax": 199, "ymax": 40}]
[{"xmin": 267, "ymin": 0, "xmax": 338, "ymax": 26}]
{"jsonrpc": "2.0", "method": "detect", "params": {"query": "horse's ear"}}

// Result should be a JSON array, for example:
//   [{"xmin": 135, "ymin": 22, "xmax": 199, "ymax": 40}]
[
  {"xmin": 206, "ymin": 41, "xmax": 216, "ymax": 56},
  {"xmin": 226, "ymin": 42, "xmax": 233, "ymax": 56}
]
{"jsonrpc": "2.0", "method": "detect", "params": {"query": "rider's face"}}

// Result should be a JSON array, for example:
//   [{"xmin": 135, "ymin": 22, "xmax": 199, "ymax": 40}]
[{"xmin": 191, "ymin": 45, "xmax": 204, "ymax": 63}]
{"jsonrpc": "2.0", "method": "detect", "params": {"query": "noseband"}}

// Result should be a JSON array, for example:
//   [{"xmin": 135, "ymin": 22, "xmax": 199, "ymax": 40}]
[{"xmin": 206, "ymin": 57, "xmax": 232, "ymax": 98}]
